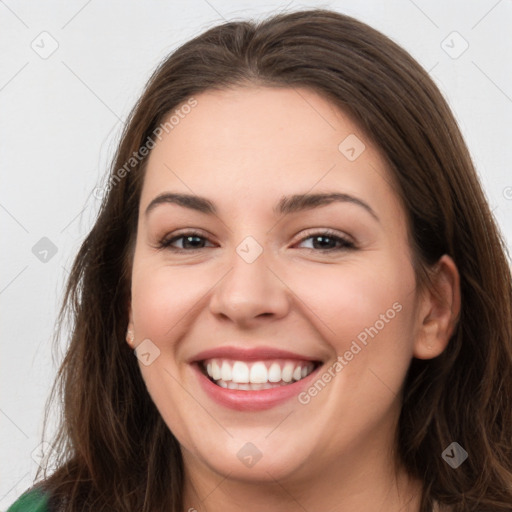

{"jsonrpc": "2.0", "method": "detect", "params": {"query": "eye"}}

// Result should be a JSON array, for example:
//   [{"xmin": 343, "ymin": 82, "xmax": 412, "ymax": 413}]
[
  {"xmin": 294, "ymin": 230, "xmax": 356, "ymax": 252},
  {"xmin": 157, "ymin": 231, "xmax": 214, "ymax": 252},
  {"xmin": 157, "ymin": 229, "xmax": 355, "ymax": 253}
]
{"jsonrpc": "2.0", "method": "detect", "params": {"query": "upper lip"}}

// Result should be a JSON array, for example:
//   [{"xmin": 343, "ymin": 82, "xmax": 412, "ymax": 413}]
[{"xmin": 190, "ymin": 346, "xmax": 323, "ymax": 363}]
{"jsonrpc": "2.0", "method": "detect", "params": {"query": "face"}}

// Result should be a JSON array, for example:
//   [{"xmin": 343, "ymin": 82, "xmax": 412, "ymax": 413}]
[{"xmin": 128, "ymin": 86, "xmax": 426, "ymax": 486}]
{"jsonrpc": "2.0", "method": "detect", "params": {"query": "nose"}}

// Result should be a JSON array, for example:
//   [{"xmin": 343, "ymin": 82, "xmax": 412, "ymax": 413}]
[{"xmin": 209, "ymin": 245, "xmax": 290, "ymax": 328}]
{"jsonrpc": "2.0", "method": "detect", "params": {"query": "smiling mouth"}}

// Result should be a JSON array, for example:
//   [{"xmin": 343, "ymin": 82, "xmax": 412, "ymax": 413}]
[{"xmin": 198, "ymin": 358, "xmax": 322, "ymax": 391}]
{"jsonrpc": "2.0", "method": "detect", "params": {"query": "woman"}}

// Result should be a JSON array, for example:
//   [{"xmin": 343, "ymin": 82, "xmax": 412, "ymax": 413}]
[{"xmin": 8, "ymin": 8, "xmax": 512, "ymax": 512}]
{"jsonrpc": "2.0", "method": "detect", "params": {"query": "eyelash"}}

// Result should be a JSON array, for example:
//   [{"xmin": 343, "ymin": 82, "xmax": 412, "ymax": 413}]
[{"xmin": 157, "ymin": 229, "xmax": 356, "ymax": 253}]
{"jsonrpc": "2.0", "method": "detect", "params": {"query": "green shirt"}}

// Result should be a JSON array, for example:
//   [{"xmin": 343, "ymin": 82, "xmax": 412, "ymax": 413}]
[{"xmin": 6, "ymin": 489, "xmax": 49, "ymax": 512}]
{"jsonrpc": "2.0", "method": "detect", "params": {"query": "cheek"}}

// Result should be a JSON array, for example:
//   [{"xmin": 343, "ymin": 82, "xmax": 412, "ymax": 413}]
[
  {"xmin": 286, "ymin": 254, "xmax": 418, "ymax": 387},
  {"xmin": 131, "ymin": 260, "xmax": 208, "ymax": 342},
  {"xmin": 291, "ymin": 254, "xmax": 415, "ymax": 335},
  {"xmin": 129, "ymin": 261, "xmax": 208, "ymax": 441}
]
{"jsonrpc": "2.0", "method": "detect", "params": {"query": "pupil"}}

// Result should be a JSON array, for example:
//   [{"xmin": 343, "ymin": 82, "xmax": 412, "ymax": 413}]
[
  {"xmin": 313, "ymin": 235, "xmax": 335, "ymax": 249},
  {"xmin": 181, "ymin": 235, "xmax": 338, "ymax": 250},
  {"xmin": 184, "ymin": 236, "xmax": 204, "ymax": 248}
]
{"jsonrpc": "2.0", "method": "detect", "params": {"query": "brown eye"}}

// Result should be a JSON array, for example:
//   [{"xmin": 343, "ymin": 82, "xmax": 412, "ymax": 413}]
[
  {"xmin": 158, "ymin": 231, "xmax": 215, "ymax": 252},
  {"xmin": 295, "ymin": 231, "xmax": 356, "ymax": 252},
  {"xmin": 157, "ymin": 229, "xmax": 356, "ymax": 253}
]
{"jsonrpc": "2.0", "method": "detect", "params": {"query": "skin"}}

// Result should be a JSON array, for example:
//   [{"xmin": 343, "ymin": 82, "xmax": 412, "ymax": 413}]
[{"xmin": 126, "ymin": 85, "xmax": 460, "ymax": 512}]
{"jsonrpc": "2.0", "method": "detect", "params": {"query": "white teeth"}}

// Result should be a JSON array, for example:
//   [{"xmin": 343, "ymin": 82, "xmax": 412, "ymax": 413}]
[
  {"xmin": 203, "ymin": 358, "xmax": 317, "ymax": 388},
  {"xmin": 281, "ymin": 362, "xmax": 294, "ymax": 382},
  {"xmin": 212, "ymin": 360, "xmax": 221, "ymax": 380},
  {"xmin": 268, "ymin": 362, "xmax": 281, "ymax": 382},
  {"xmin": 232, "ymin": 361, "xmax": 249, "ymax": 383},
  {"xmin": 249, "ymin": 362, "xmax": 268, "ymax": 383},
  {"xmin": 221, "ymin": 361, "xmax": 232, "ymax": 381},
  {"xmin": 217, "ymin": 381, "xmax": 287, "ymax": 391}
]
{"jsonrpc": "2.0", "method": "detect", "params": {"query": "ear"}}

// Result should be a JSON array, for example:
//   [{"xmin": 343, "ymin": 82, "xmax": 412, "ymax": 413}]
[
  {"xmin": 126, "ymin": 305, "xmax": 135, "ymax": 349},
  {"xmin": 413, "ymin": 254, "xmax": 461, "ymax": 359}
]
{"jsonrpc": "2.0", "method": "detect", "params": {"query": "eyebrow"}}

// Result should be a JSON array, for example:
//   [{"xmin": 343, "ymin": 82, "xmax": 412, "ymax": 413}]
[{"xmin": 145, "ymin": 192, "xmax": 379, "ymax": 222}]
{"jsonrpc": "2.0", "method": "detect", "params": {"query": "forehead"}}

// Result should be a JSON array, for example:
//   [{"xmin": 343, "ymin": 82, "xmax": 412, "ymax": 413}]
[
  {"xmin": 149, "ymin": 86, "xmax": 362, "ymax": 163},
  {"xmin": 140, "ymin": 86, "xmax": 404, "ymax": 223}
]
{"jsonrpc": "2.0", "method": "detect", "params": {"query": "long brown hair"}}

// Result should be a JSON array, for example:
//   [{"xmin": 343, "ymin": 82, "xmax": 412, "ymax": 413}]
[{"xmin": 29, "ymin": 8, "xmax": 512, "ymax": 512}]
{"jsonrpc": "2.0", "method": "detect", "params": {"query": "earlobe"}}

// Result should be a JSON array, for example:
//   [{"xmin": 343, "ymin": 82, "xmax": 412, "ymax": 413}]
[
  {"xmin": 413, "ymin": 255, "xmax": 461, "ymax": 360},
  {"xmin": 126, "ymin": 327, "xmax": 135, "ymax": 347},
  {"xmin": 126, "ymin": 307, "xmax": 135, "ymax": 348}
]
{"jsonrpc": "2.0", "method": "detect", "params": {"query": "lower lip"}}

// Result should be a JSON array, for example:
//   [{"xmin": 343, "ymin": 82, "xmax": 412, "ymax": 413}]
[{"xmin": 192, "ymin": 362, "xmax": 322, "ymax": 411}]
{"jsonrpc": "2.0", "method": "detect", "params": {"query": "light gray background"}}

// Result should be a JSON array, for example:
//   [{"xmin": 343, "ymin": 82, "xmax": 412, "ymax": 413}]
[{"xmin": 1, "ymin": 0, "xmax": 511, "ymax": 508}]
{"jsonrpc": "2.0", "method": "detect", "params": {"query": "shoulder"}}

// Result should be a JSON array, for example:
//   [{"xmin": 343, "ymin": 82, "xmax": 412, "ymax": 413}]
[{"xmin": 6, "ymin": 488, "xmax": 49, "ymax": 512}]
